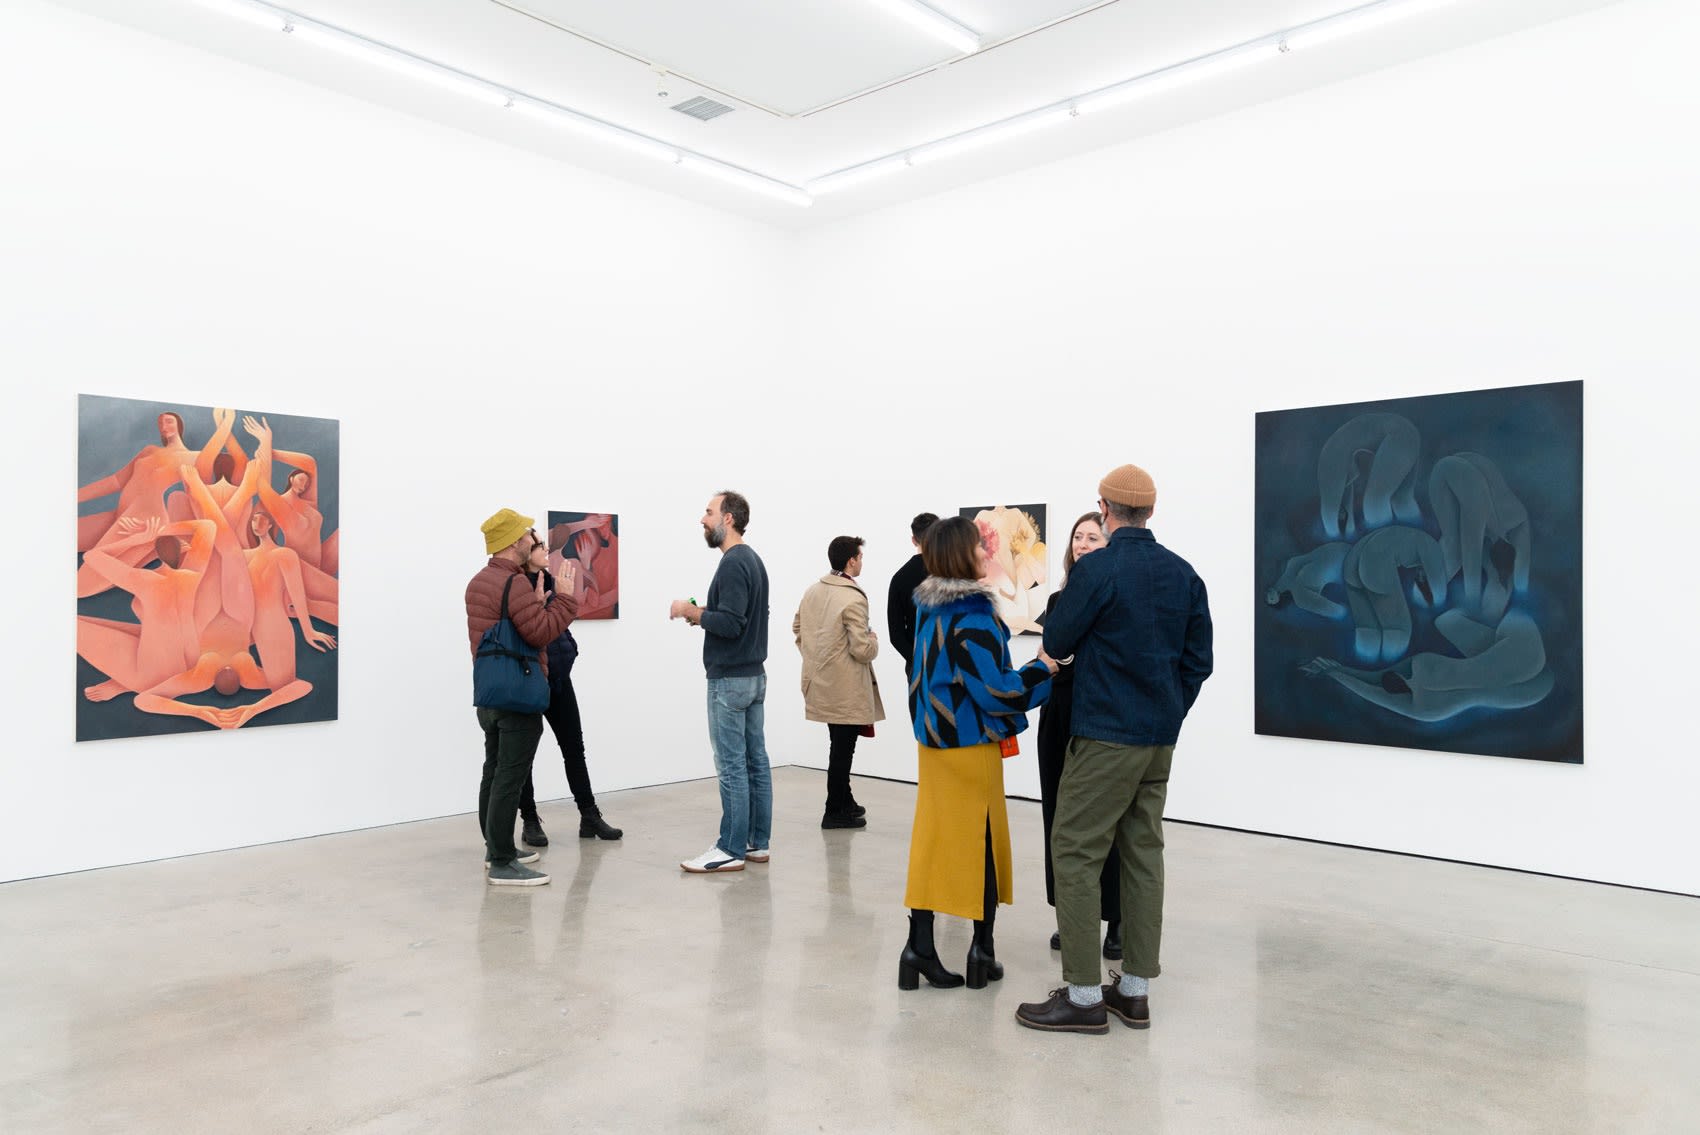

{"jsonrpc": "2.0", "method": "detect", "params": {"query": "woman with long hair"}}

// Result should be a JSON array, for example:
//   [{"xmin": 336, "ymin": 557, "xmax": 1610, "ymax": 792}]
[
  {"xmin": 1036, "ymin": 512, "xmax": 1122, "ymax": 959},
  {"xmin": 901, "ymin": 516, "xmax": 1056, "ymax": 991}
]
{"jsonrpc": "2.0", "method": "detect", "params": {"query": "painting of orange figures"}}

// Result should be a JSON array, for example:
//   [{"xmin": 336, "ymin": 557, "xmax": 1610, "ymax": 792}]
[
  {"xmin": 547, "ymin": 511, "xmax": 618, "ymax": 619},
  {"xmin": 76, "ymin": 394, "xmax": 339, "ymax": 740}
]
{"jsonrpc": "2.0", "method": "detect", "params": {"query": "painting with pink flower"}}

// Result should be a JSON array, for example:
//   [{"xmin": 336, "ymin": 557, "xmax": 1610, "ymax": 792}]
[
  {"xmin": 547, "ymin": 510, "xmax": 619, "ymax": 619},
  {"xmin": 958, "ymin": 503, "xmax": 1049, "ymax": 635}
]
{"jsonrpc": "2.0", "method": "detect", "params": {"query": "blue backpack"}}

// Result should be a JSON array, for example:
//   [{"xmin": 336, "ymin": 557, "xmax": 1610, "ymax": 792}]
[{"xmin": 472, "ymin": 576, "xmax": 550, "ymax": 713}]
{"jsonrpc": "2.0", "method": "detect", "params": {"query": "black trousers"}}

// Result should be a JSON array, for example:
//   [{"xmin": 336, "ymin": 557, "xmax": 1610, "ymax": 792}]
[
  {"xmin": 825, "ymin": 723, "xmax": 861, "ymax": 813},
  {"xmin": 477, "ymin": 708, "xmax": 543, "ymax": 866},
  {"xmin": 520, "ymin": 675, "xmax": 598, "ymax": 821}
]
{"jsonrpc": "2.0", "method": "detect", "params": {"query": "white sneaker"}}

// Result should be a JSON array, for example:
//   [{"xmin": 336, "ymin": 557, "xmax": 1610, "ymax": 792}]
[
  {"xmin": 680, "ymin": 846, "xmax": 745, "ymax": 873},
  {"xmin": 744, "ymin": 846, "xmax": 770, "ymax": 864}
]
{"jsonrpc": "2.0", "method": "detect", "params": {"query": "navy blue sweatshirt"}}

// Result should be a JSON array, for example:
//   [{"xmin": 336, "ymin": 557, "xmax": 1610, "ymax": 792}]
[{"xmin": 700, "ymin": 543, "xmax": 769, "ymax": 678}]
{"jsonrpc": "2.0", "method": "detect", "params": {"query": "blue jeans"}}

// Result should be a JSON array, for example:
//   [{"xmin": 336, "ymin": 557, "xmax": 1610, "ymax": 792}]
[{"xmin": 707, "ymin": 675, "xmax": 772, "ymax": 856}]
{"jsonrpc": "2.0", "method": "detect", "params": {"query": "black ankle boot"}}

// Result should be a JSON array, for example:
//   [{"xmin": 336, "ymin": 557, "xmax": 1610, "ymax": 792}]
[
  {"xmin": 966, "ymin": 920, "xmax": 1004, "ymax": 989},
  {"xmin": 898, "ymin": 911, "xmax": 964, "ymax": 990},
  {"xmin": 1102, "ymin": 919, "xmax": 1123, "ymax": 961},
  {"xmin": 578, "ymin": 809, "xmax": 623, "ymax": 840},
  {"xmin": 521, "ymin": 815, "xmax": 548, "ymax": 848}
]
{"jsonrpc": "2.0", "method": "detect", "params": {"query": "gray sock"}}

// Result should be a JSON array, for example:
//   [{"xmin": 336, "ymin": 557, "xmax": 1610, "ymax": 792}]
[
  {"xmin": 1068, "ymin": 983, "xmax": 1103, "ymax": 1007},
  {"xmin": 1119, "ymin": 974, "xmax": 1149, "ymax": 997}
]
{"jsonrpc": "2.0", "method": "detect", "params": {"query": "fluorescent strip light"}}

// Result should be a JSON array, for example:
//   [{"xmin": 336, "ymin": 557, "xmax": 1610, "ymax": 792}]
[
  {"xmin": 283, "ymin": 20, "xmax": 513, "ymax": 108},
  {"xmin": 808, "ymin": 156, "xmax": 913, "ymax": 196},
  {"xmin": 1074, "ymin": 42, "xmax": 1277, "ymax": 115},
  {"xmin": 677, "ymin": 156, "xmax": 813, "ymax": 207},
  {"xmin": 910, "ymin": 107, "xmax": 1074, "ymax": 165},
  {"xmin": 512, "ymin": 99, "xmax": 680, "ymax": 163},
  {"xmin": 1281, "ymin": 0, "xmax": 1466, "ymax": 51},
  {"xmin": 862, "ymin": 0, "xmax": 983, "ymax": 55},
  {"xmin": 188, "ymin": 0, "xmax": 289, "ymax": 30}
]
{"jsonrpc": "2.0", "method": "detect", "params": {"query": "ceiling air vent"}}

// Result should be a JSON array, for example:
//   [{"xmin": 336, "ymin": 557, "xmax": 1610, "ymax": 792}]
[{"xmin": 670, "ymin": 96, "xmax": 735, "ymax": 123}]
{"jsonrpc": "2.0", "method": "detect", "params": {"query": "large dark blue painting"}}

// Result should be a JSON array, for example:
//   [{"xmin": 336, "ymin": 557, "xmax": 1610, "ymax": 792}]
[{"xmin": 1255, "ymin": 382, "xmax": 1582, "ymax": 763}]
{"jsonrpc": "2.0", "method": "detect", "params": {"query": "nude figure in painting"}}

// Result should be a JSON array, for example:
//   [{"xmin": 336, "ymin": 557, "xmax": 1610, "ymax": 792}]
[
  {"xmin": 250, "ymin": 417, "xmax": 337, "ymax": 575},
  {"xmin": 77, "ymin": 516, "xmax": 216, "ymax": 702},
  {"xmin": 77, "ymin": 411, "xmax": 196, "ymax": 597},
  {"xmin": 241, "ymin": 416, "xmax": 337, "ymax": 625}
]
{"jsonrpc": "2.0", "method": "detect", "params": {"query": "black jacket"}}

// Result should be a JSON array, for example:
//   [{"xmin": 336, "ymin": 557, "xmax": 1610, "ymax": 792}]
[{"xmin": 886, "ymin": 552, "xmax": 928, "ymax": 671}]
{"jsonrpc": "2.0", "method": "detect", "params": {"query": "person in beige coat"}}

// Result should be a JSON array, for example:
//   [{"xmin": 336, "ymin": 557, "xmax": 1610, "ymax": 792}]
[{"xmin": 794, "ymin": 535, "xmax": 886, "ymax": 828}]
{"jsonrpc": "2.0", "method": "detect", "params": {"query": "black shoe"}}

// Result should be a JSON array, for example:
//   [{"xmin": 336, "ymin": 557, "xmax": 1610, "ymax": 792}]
[
  {"xmin": 1049, "ymin": 931, "xmax": 1061, "ymax": 951},
  {"xmin": 898, "ymin": 911, "xmax": 964, "ymax": 990},
  {"xmin": 521, "ymin": 817, "xmax": 548, "ymax": 848},
  {"xmin": 578, "ymin": 812, "xmax": 623, "ymax": 840},
  {"xmin": 1101, "ymin": 971, "xmax": 1150, "ymax": 1029},
  {"xmin": 1014, "ymin": 988, "xmax": 1109, "ymax": 1034},
  {"xmin": 846, "ymin": 798, "xmax": 867, "ymax": 818},
  {"xmin": 966, "ymin": 935, "xmax": 1003, "ymax": 989},
  {"xmin": 822, "ymin": 811, "xmax": 867, "ymax": 829},
  {"xmin": 1102, "ymin": 920, "xmax": 1122, "ymax": 961}
]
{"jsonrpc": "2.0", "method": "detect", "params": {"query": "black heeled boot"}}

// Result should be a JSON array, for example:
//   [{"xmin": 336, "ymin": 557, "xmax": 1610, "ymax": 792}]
[
  {"xmin": 966, "ymin": 827, "xmax": 1003, "ymax": 989},
  {"xmin": 966, "ymin": 919, "xmax": 1003, "ymax": 989},
  {"xmin": 898, "ymin": 910, "xmax": 964, "ymax": 990},
  {"xmin": 578, "ymin": 807, "xmax": 623, "ymax": 840},
  {"xmin": 1102, "ymin": 919, "xmax": 1123, "ymax": 961}
]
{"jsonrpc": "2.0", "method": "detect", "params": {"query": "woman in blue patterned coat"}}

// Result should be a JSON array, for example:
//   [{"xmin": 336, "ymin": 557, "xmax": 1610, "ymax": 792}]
[{"xmin": 901, "ymin": 516, "xmax": 1056, "ymax": 991}]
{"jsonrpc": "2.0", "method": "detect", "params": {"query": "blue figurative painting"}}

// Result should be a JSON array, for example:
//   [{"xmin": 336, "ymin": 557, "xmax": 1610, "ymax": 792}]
[{"xmin": 1255, "ymin": 381, "xmax": 1582, "ymax": 764}]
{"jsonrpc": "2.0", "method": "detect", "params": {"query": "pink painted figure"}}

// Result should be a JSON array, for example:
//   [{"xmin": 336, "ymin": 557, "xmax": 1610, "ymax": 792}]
[
  {"xmin": 76, "ymin": 516, "xmax": 217, "ymax": 701},
  {"xmin": 76, "ymin": 411, "xmax": 195, "ymax": 598}
]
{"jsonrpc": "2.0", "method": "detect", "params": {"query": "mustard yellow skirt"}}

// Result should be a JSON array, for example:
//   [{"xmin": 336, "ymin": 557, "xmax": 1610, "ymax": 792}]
[{"xmin": 903, "ymin": 741, "xmax": 1013, "ymax": 920}]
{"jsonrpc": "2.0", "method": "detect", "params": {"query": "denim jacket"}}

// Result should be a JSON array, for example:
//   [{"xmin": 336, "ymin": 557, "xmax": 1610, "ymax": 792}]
[{"xmin": 1042, "ymin": 527, "xmax": 1212, "ymax": 746}]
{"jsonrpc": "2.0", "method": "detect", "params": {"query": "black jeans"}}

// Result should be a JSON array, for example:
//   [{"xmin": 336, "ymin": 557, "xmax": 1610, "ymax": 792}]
[
  {"xmin": 519, "ymin": 675, "xmax": 598, "ymax": 821},
  {"xmin": 477, "ymin": 708, "xmax": 543, "ymax": 866},
  {"xmin": 825, "ymin": 723, "xmax": 862, "ymax": 813}
]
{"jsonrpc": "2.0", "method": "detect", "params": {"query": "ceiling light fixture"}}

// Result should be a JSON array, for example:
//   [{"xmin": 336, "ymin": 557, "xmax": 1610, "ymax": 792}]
[
  {"xmin": 1279, "ymin": 0, "xmax": 1466, "ymax": 52},
  {"xmin": 810, "ymin": 0, "xmax": 1475, "ymax": 193},
  {"xmin": 860, "ymin": 0, "xmax": 983, "ymax": 55},
  {"xmin": 187, "ymin": 0, "xmax": 813, "ymax": 206}
]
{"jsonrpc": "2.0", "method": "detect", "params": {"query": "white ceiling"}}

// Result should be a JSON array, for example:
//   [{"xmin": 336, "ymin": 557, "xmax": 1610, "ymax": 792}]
[{"xmin": 50, "ymin": 0, "xmax": 1619, "ymax": 227}]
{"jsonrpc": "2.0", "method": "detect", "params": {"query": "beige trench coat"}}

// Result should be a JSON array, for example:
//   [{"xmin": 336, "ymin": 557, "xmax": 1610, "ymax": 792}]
[{"xmin": 792, "ymin": 573, "xmax": 886, "ymax": 725}]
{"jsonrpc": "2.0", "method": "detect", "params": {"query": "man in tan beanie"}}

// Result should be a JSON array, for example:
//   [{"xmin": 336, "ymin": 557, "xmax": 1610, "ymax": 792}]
[
  {"xmin": 465, "ymin": 509, "xmax": 578, "ymax": 886},
  {"xmin": 1016, "ymin": 464, "xmax": 1213, "ymax": 1034}
]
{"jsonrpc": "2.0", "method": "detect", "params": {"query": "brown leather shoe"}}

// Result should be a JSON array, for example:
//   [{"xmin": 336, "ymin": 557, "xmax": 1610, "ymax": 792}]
[
  {"xmin": 1014, "ymin": 988, "xmax": 1108, "ymax": 1034},
  {"xmin": 1102, "ymin": 971, "xmax": 1150, "ymax": 1029}
]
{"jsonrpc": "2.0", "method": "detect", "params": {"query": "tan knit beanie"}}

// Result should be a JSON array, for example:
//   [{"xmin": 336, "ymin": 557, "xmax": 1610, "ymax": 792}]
[{"xmin": 1099, "ymin": 464, "xmax": 1157, "ymax": 508}]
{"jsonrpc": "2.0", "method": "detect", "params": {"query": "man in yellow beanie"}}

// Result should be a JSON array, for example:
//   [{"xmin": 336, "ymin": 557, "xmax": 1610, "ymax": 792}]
[
  {"xmin": 465, "ymin": 509, "xmax": 578, "ymax": 886},
  {"xmin": 1016, "ymin": 464, "xmax": 1213, "ymax": 1034}
]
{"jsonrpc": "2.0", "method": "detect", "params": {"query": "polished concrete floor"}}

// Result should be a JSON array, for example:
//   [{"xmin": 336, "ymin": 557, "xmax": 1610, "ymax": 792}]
[{"xmin": 3, "ymin": 766, "xmax": 1697, "ymax": 1134}]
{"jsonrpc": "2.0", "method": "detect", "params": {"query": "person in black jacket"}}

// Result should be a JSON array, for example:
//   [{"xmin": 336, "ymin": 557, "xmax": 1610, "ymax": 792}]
[
  {"xmin": 515, "ymin": 533, "xmax": 622, "ymax": 847},
  {"xmin": 1036, "ymin": 512, "xmax": 1121, "ymax": 961},
  {"xmin": 886, "ymin": 513, "xmax": 938, "ymax": 692}
]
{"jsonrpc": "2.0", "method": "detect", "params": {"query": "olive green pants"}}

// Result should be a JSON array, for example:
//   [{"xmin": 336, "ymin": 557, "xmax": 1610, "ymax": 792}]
[{"xmin": 1052, "ymin": 737, "xmax": 1174, "ymax": 985}]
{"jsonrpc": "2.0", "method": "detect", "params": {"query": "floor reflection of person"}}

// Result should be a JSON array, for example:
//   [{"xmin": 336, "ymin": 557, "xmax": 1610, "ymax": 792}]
[
  {"xmin": 515, "ymin": 531, "xmax": 623, "ymax": 848},
  {"xmin": 902, "ymin": 516, "xmax": 1055, "ymax": 993},
  {"xmin": 1037, "ymin": 511, "xmax": 1122, "ymax": 962}
]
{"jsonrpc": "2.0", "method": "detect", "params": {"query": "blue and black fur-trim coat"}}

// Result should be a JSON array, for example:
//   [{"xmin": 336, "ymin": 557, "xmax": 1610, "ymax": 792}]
[{"xmin": 909, "ymin": 577, "xmax": 1053, "ymax": 749}]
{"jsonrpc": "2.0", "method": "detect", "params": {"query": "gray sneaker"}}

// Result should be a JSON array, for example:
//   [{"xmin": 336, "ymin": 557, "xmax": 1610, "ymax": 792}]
[
  {"xmin": 487, "ymin": 861, "xmax": 550, "ymax": 887},
  {"xmin": 485, "ymin": 848, "xmax": 541, "ymax": 868}
]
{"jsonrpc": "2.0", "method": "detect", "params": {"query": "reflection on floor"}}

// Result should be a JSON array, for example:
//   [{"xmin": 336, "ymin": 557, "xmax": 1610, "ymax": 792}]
[{"xmin": 2, "ymin": 766, "xmax": 1696, "ymax": 1132}]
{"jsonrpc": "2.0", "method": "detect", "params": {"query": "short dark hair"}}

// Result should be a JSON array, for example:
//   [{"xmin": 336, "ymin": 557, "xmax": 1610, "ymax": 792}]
[
  {"xmin": 828, "ymin": 536, "xmax": 863, "ymax": 572},
  {"xmin": 715, "ymin": 490, "xmax": 750, "ymax": 535},
  {"xmin": 910, "ymin": 512, "xmax": 939, "ymax": 540},
  {"xmin": 920, "ymin": 516, "xmax": 982, "ymax": 582},
  {"xmin": 1105, "ymin": 501, "xmax": 1152, "ymax": 527}
]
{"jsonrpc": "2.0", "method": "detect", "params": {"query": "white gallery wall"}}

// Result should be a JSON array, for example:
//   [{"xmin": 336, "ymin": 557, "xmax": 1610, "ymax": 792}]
[
  {"xmin": 795, "ymin": 0, "xmax": 1700, "ymax": 894},
  {"xmin": 4, "ymin": 0, "xmax": 1697, "ymax": 894},
  {"xmin": 0, "ymin": 0, "xmax": 803, "ymax": 883}
]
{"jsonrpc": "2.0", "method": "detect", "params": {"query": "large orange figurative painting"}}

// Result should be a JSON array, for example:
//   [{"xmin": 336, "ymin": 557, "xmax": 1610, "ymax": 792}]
[{"xmin": 76, "ymin": 394, "xmax": 340, "ymax": 740}]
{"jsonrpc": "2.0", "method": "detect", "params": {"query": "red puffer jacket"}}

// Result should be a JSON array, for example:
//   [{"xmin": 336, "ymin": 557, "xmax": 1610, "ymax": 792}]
[{"xmin": 465, "ymin": 558, "xmax": 579, "ymax": 677}]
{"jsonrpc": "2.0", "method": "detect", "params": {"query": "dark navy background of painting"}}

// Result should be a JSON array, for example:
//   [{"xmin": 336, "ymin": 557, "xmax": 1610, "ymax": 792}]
[
  {"xmin": 76, "ymin": 394, "xmax": 340, "ymax": 742},
  {"xmin": 1254, "ymin": 381, "xmax": 1582, "ymax": 763}
]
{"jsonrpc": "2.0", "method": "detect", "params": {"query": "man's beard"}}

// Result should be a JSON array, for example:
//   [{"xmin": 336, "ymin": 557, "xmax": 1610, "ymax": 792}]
[{"xmin": 704, "ymin": 522, "xmax": 727, "ymax": 549}]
